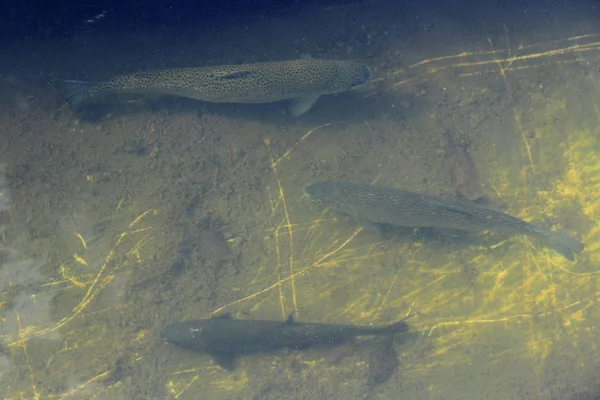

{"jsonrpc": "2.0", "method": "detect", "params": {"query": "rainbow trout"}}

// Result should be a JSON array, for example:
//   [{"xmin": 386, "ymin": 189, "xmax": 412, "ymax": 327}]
[
  {"xmin": 304, "ymin": 180, "xmax": 584, "ymax": 261},
  {"xmin": 57, "ymin": 58, "xmax": 372, "ymax": 116},
  {"xmin": 161, "ymin": 313, "xmax": 409, "ymax": 369}
]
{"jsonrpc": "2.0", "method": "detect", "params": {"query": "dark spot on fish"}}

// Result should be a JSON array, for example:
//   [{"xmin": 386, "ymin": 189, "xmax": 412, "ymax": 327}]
[{"xmin": 211, "ymin": 70, "xmax": 254, "ymax": 80}]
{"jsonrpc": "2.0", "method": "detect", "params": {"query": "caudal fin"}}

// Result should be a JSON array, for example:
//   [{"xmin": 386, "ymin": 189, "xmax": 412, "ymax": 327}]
[
  {"xmin": 543, "ymin": 230, "xmax": 584, "ymax": 261},
  {"xmin": 56, "ymin": 80, "xmax": 96, "ymax": 108}
]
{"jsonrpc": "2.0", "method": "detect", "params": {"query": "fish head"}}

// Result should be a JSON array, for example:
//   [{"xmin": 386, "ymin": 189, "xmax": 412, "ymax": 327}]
[
  {"xmin": 303, "ymin": 181, "xmax": 349, "ymax": 209},
  {"xmin": 348, "ymin": 64, "xmax": 372, "ymax": 89},
  {"xmin": 161, "ymin": 321, "xmax": 209, "ymax": 352},
  {"xmin": 326, "ymin": 62, "xmax": 372, "ymax": 93}
]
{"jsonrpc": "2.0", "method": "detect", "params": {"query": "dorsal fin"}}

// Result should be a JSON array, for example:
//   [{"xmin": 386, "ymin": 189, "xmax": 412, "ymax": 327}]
[{"xmin": 286, "ymin": 313, "xmax": 295, "ymax": 324}]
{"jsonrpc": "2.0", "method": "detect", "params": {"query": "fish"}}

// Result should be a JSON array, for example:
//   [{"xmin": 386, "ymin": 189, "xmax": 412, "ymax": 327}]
[
  {"xmin": 161, "ymin": 313, "xmax": 409, "ymax": 369},
  {"xmin": 56, "ymin": 58, "xmax": 372, "ymax": 116},
  {"xmin": 303, "ymin": 180, "xmax": 585, "ymax": 261}
]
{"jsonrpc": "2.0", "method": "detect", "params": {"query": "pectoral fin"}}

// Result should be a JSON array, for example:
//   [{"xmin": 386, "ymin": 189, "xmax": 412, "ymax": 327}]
[
  {"xmin": 56, "ymin": 80, "xmax": 96, "ymax": 108},
  {"xmin": 289, "ymin": 95, "xmax": 320, "ymax": 117},
  {"xmin": 209, "ymin": 351, "xmax": 236, "ymax": 370},
  {"xmin": 285, "ymin": 312, "xmax": 297, "ymax": 324}
]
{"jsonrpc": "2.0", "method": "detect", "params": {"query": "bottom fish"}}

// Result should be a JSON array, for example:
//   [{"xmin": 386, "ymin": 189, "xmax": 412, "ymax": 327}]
[
  {"xmin": 161, "ymin": 314, "xmax": 409, "ymax": 369},
  {"xmin": 304, "ymin": 180, "xmax": 584, "ymax": 261}
]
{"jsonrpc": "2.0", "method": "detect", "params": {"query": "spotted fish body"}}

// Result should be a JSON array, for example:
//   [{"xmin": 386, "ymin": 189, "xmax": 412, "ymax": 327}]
[
  {"xmin": 58, "ymin": 59, "xmax": 372, "ymax": 116},
  {"xmin": 304, "ymin": 180, "xmax": 585, "ymax": 261}
]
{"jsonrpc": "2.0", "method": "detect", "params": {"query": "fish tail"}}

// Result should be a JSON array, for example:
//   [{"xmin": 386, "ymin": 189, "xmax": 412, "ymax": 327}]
[
  {"xmin": 540, "ymin": 230, "xmax": 584, "ymax": 261},
  {"xmin": 56, "ymin": 80, "xmax": 97, "ymax": 108}
]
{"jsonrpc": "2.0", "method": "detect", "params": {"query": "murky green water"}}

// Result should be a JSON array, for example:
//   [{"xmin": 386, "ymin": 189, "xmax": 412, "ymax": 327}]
[{"xmin": 1, "ymin": 2, "xmax": 600, "ymax": 399}]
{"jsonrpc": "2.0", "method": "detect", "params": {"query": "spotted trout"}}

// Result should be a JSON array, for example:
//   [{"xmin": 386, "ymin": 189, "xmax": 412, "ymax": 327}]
[
  {"xmin": 161, "ymin": 313, "xmax": 409, "ymax": 369},
  {"xmin": 57, "ymin": 58, "xmax": 372, "ymax": 116},
  {"xmin": 304, "ymin": 180, "xmax": 584, "ymax": 261}
]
